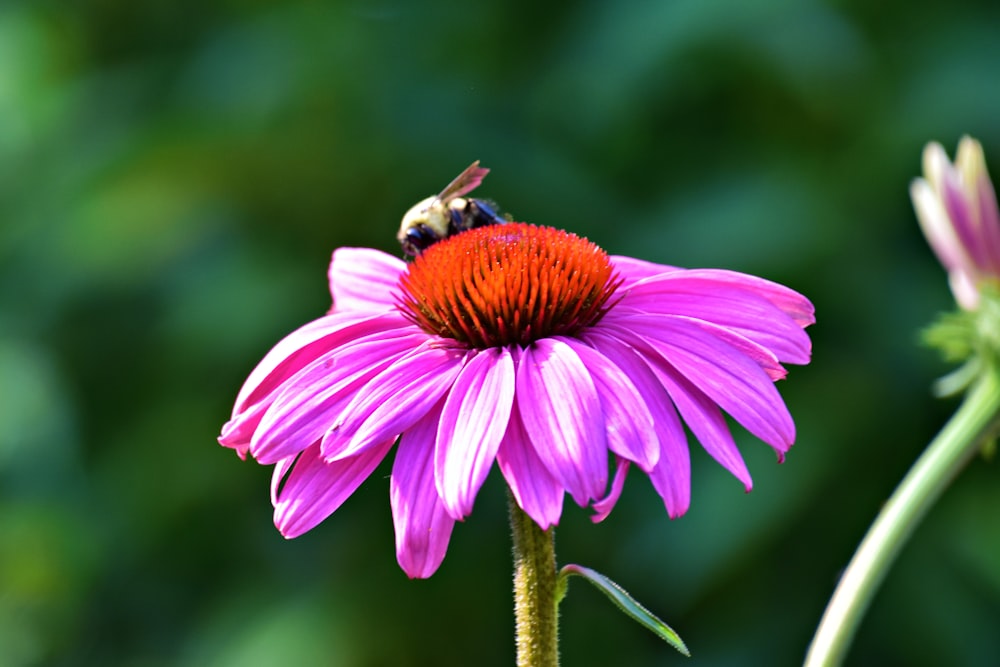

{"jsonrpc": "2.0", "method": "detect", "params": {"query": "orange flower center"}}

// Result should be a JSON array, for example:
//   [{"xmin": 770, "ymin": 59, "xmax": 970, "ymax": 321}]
[{"xmin": 397, "ymin": 223, "xmax": 621, "ymax": 348}]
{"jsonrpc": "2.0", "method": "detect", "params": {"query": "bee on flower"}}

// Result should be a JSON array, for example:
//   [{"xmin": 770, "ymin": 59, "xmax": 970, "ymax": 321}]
[
  {"xmin": 396, "ymin": 161, "xmax": 506, "ymax": 256},
  {"xmin": 219, "ymin": 168, "xmax": 814, "ymax": 579}
]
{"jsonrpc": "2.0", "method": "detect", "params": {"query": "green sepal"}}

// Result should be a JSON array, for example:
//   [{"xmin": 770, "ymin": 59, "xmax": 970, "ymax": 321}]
[
  {"xmin": 558, "ymin": 563, "xmax": 690, "ymax": 657},
  {"xmin": 923, "ymin": 288, "xmax": 1000, "ymax": 396},
  {"xmin": 931, "ymin": 358, "xmax": 981, "ymax": 398},
  {"xmin": 922, "ymin": 309, "xmax": 975, "ymax": 364}
]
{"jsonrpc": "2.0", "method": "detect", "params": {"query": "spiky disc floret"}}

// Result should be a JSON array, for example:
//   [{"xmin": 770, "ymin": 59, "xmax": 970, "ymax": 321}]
[{"xmin": 397, "ymin": 223, "xmax": 621, "ymax": 348}]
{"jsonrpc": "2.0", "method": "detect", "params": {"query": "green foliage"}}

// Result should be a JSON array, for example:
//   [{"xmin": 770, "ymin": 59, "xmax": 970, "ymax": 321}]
[
  {"xmin": 2, "ymin": 0, "xmax": 1000, "ymax": 665},
  {"xmin": 560, "ymin": 564, "xmax": 689, "ymax": 656}
]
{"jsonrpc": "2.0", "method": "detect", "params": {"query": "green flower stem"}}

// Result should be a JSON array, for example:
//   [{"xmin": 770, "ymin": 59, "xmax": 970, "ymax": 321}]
[
  {"xmin": 509, "ymin": 492, "xmax": 560, "ymax": 667},
  {"xmin": 805, "ymin": 365, "xmax": 1000, "ymax": 666}
]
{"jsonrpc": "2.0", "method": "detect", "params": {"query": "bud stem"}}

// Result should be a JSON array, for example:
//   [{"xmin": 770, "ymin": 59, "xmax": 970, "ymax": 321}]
[{"xmin": 805, "ymin": 364, "xmax": 1000, "ymax": 665}]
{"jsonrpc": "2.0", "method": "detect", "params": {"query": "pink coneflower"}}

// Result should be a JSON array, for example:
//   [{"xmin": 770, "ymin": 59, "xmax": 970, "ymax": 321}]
[
  {"xmin": 911, "ymin": 136, "xmax": 1000, "ymax": 310},
  {"xmin": 219, "ymin": 223, "xmax": 813, "ymax": 578}
]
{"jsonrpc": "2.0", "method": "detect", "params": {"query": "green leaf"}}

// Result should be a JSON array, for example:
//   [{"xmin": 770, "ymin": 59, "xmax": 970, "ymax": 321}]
[{"xmin": 559, "ymin": 563, "xmax": 690, "ymax": 657}]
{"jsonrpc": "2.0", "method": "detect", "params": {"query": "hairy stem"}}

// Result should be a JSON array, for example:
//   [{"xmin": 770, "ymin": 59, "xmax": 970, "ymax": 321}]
[{"xmin": 509, "ymin": 493, "xmax": 559, "ymax": 667}]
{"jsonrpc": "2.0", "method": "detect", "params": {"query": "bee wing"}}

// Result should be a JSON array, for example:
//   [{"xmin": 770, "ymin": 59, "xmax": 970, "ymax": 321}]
[{"xmin": 436, "ymin": 160, "xmax": 490, "ymax": 203}]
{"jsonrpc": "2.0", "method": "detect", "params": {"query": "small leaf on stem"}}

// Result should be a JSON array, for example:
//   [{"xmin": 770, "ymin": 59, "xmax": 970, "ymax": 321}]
[{"xmin": 559, "ymin": 563, "xmax": 690, "ymax": 657}]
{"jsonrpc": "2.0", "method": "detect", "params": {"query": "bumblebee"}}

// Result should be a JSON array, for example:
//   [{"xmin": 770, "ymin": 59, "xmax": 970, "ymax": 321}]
[{"xmin": 397, "ymin": 160, "xmax": 506, "ymax": 256}]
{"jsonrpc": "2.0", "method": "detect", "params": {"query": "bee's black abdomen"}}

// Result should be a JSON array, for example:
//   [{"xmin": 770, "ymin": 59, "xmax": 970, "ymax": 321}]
[
  {"xmin": 469, "ymin": 200, "xmax": 504, "ymax": 228},
  {"xmin": 451, "ymin": 199, "xmax": 505, "ymax": 234}
]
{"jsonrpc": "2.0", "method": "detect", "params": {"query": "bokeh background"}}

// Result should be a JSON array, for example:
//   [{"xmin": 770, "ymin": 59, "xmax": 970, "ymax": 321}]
[{"xmin": 3, "ymin": 0, "xmax": 1000, "ymax": 665}]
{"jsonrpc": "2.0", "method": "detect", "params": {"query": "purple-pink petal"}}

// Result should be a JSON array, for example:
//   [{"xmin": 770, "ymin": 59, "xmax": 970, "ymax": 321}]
[
  {"xmin": 234, "ymin": 312, "xmax": 406, "ymax": 414},
  {"xmin": 391, "ymin": 402, "xmax": 456, "ymax": 579},
  {"xmin": 976, "ymin": 169, "xmax": 1000, "ymax": 273},
  {"xmin": 273, "ymin": 438, "xmax": 394, "ymax": 538},
  {"xmin": 271, "ymin": 455, "xmax": 295, "ymax": 506},
  {"xmin": 618, "ymin": 272, "xmax": 812, "ymax": 365},
  {"xmin": 497, "ymin": 401, "xmax": 564, "ymax": 530},
  {"xmin": 250, "ymin": 330, "xmax": 425, "ymax": 464},
  {"xmin": 647, "ymin": 449, "xmax": 692, "ymax": 519},
  {"xmin": 516, "ymin": 338, "xmax": 608, "ymax": 506},
  {"xmin": 326, "ymin": 341, "xmax": 468, "ymax": 460},
  {"xmin": 435, "ymin": 347, "xmax": 515, "ymax": 520},
  {"xmin": 942, "ymin": 162, "xmax": 1000, "ymax": 275},
  {"xmin": 559, "ymin": 337, "xmax": 659, "ymax": 471},
  {"xmin": 582, "ymin": 331, "xmax": 691, "ymax": 516},
  {"xmin": 605, "ymin": 309, "xmax": 786, "ymax": 382},
  {"xmin": 591, "ymin": 457, "xmax": 630, "ymax": 523},
  {"xmin": 610, "ymin": 255, "xmax": 681, "ymax": 286},
  {"xmin": 942, "ymin": 170, "xmax": 988, "ymax": 271},
  {"xmin": 328, "ymin": 247, "xmax": 407, "ymax": 312},
  {"xmin": 679, "ymin": 268, "xmax": 815, "ymax": 328},
  {"xmin": 646, "ymin": 356, "xmax": 753, "ymax": 490},
  {"xmin": 220, "ymin": 312, "xmax": 412, "ymax": 451},
  {"xmin": 912, "ymin": 138, "xmax": 1000, "ymax": 309},
  {"xmin": 603, "ymin": 315, "xmax": 795, "ymax": 450}
]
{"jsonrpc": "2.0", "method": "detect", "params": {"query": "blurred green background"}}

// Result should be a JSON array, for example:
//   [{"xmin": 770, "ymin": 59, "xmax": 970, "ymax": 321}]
[{"xmin": 2, "ymin": 0, "xmax": 1000, "ymax": 665}]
